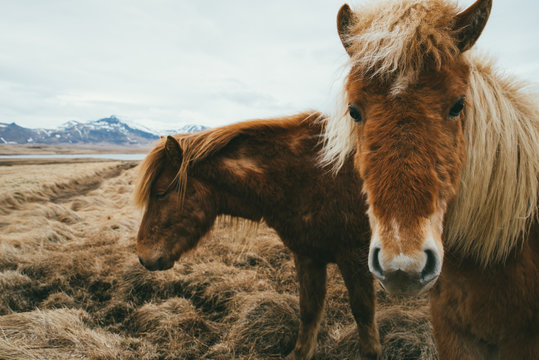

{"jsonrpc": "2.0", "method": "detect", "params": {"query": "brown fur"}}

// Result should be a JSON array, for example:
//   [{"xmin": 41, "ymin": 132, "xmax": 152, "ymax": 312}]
[
  {"xmin": 348, "ymin": 61, "xmax": 467, "ymax": 229},
  {"xmin": 430, "ymin": 226, "xmax": 539, "ymax": 359},
  {"xmin": 321, "ymin": 0, "xmax": 538, "ymax": 358},
  {"xmin": 135, "ymin": 113, "xmax": 381, "ymax": 360}
]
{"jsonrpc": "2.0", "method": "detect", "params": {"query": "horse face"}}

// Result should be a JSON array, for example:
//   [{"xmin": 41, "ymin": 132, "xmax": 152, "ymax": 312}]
[
  {"xmin": 349, "ymin": 66, "xmax": 467, "ymax": 295},
  {"xmin": 137, "ymin": 137, "xmax": 217, "ymax": 271},
  {"xmin": 336, "ymin": 0, "xmax": 491, "ymax": 295}
]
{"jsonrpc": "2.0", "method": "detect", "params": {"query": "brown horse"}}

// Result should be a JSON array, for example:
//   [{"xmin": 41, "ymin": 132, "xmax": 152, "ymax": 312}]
[
  {"xmin": 134, "ymin": 113, "xmax": 381, "ymax": 360},
  {"xmin": 321, "ymin": 0, "xmax": 539, "ymax": 358}
]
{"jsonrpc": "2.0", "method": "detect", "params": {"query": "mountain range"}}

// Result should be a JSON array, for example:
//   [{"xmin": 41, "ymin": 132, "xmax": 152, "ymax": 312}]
[{"xmin": 0, "ymin": 116, "xmax": 209, "ymax": 146}]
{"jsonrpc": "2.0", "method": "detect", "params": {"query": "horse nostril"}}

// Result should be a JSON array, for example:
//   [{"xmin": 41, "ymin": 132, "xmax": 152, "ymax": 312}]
[
  {"xmin": 138, "ymin": 256, "xmax": 144, "ymax": 266},
  {"xmin": 421, "ymin": 249, "xmax": 438, "ymax": 282},
  {"xmin": 371, "ymin": 247, "xmax": 385, "ymax": 280}
]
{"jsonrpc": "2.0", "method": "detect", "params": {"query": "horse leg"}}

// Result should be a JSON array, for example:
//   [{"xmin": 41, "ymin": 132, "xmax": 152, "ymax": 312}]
[
  {"xmin": 285, "ymin": 254, "xmax": 327, "ymax": 360},
  {"xmin": 336, "ymin": 252, "xmax": 381, "ymax": 360}
]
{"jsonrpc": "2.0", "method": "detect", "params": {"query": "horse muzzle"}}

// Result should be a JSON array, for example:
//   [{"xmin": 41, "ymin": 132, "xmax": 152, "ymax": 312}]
[
  {"xmin": 369, "ymin": 246, "xmax": 441, "ymax": 296},
  {"xmin": 376, "ymin": 268, "xmax": 439, "ymax": 296},
  {"xmin": 138, "ymin": 255, "xmax": 174, "ymax": 271}
]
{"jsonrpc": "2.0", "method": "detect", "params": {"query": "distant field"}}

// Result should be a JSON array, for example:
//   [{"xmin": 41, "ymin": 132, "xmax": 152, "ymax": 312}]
[
  {"xmin": 0, "ymin": 159, "xmax": 436, "ymax": 359},
  {"xmin": 0, "ymin": 144, "xmax": 152, "ymax": 155},
  {"xmin": 0, "ymin": 160, "xmax": 122, "ymax": 193}
]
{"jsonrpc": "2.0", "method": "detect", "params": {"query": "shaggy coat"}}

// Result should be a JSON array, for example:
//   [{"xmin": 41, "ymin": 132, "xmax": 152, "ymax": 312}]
[
  {"xmin": 321, "ymin": 0, "xmax": 539, "ymax": 358},
  {"xmin": 135, "ymin": 113, "xmax": 381, "ymax": 360}
]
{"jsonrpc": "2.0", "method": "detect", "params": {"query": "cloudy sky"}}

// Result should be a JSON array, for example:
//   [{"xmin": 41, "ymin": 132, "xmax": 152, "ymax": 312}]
[{"xmin": 1, "ymin": 0, "xmax": 538, "ymax": 130}]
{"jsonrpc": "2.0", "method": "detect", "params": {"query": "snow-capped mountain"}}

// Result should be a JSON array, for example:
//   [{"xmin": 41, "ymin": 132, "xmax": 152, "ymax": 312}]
[
  {"xmin": 0, "ymin": 116, "xmax": 210, "ymax": 146},
  {"xmin": 122, "ymin": 120, "xmax": 210, "ymax": 137},
  {"xmin": 50, "ymin": 116, "xmax": 159, "ymax": 145},
  {"xmin": 159, "ymin": 124, "xmax": 210, "ymax": 136},
  {"xmin": 0, "ymin": 122, "xmax": 37, "ymax": 145}
]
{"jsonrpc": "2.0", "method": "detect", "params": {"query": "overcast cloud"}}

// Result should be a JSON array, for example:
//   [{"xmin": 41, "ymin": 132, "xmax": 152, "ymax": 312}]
[{"xmin": 1, "ymin": 0, "xmax": 538, "ymax": 130}]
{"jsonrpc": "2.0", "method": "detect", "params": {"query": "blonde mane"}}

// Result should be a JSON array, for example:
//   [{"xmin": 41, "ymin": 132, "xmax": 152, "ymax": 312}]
[
  {"xmin": 135, "ymin": 112, "xmax": 321, "ymax": 210},
  {"xmin": 344, "ymin": 0, "xmax": 459, "ymax": 81},
  {"xmin": 445, "ymin": 52, "xmax": 539, "ymax": 265},
  {"xmin": 319, "ymin": 0, "xmax": 539, "ymax": 265},
  {"xmin": 320, "ymin": 0, "xmax": 461, "ymax": 171}
]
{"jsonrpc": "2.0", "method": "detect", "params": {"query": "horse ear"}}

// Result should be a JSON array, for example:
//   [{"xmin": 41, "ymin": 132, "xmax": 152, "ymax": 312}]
[
  {"xmin": 165, "ymin": 135, "xmax": 183, "ymax": 164},
  {"xmin": 337, "ymin": 4, "xmax": 356, "ymax": 57},
  {"xmin": 453, "ymin": 0, "xmax": 492, "ymax": 52}
]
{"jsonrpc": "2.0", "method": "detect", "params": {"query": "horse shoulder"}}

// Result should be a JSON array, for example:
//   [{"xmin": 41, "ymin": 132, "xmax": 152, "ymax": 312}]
[{"xmin": 431, "ymin": 229, "xmax": 539, "ymax": 351}]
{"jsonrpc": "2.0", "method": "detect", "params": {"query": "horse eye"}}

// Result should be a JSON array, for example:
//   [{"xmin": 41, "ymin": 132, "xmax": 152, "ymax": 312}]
[
  {"xmin": 449, "ymin": 98, "xmax": 465, "ymax": 118},
  {"xmin": 155, "ymin": 192, "xmax": 168, "ymax": 199},
  {"xmin": 348, "ymin": 104, "xmax": 363, "ymax": 123}
]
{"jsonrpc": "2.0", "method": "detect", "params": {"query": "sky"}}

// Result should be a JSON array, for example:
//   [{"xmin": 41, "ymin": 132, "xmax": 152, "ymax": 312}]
[{"xmin": 1, "ymin": 0, "xmax": 538, "ymax": 131}]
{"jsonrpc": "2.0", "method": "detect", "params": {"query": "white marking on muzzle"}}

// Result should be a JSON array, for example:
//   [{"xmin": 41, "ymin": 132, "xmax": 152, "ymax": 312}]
[
  {"xmin": 385, "ymin": 252, "xmax": 426, "ymax": 273},
  {"xmin": 368, "ymin": 213, "xmax": 444, "ymax": 278}
]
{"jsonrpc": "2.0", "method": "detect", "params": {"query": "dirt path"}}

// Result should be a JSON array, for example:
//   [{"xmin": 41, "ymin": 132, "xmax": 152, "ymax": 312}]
[{"xmin": 0, "ymin": 161, "xmax": 137, "ymax": 211}]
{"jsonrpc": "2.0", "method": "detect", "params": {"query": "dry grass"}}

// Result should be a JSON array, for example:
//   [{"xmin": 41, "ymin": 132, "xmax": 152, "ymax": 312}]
[
  {"xmin": 0, "ymin": 144, "xmax": 150, "ymax": 155},
  {"xmin": 0, "ymin": 159, "xmax": 437, "ymax": 359},
  {"xmin": 0, "ymin": 161, "xmax": 121, "ymax": 193}
]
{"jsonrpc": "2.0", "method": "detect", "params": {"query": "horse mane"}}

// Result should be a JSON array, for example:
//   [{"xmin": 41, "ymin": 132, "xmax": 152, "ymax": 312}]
[
  {"xmin": 320, "ymin": 0, "xmax": 461, "ymax": 171},
  {"xmin": 134, "ymin": 112, "xmax": 322, "ymax": 209},
  {"xmin": 318, "ymin": 0, "xmax": 539, "ymax": 265},
  {"xmin": 444, "ymin": 52, "xmax": 539, "ymax": 266},
  {"xmin": 343, "ymin": 0, "xmax": 460, "ymax": 81},
  {"xmin": 134, "ymin": 139, "xmax": 166, "ymax": 209}
]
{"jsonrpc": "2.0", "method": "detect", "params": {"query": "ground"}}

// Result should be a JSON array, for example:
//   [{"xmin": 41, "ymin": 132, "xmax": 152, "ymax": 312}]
[{"xmin": 0, "ymin": 158, "xmax": 437, "ymax": 359}]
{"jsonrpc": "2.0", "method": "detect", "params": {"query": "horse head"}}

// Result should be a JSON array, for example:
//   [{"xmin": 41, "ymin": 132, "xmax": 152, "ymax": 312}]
[
  {"xmin": 334, "ymin": 0, "xmax": 492, "ymax": 295},
  {"xmin": 135, "ymin": 136, "xmax": 217, "ymax": 271}
]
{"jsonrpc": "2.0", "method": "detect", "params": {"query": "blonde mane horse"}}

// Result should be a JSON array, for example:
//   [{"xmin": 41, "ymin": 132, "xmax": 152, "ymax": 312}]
[{"xmin": 321, "ymin": 0, "xmax": 539, "ymax": 358}]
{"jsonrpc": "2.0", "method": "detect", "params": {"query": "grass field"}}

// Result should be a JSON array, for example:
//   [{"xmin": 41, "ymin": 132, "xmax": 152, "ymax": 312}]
[
  {"xmin": 0, "ymin": 159, "xmax": 436, "ymax": 359},
  {"xmin": 0, "ymin": 144, "xmax": 150, "ymax": 155}
]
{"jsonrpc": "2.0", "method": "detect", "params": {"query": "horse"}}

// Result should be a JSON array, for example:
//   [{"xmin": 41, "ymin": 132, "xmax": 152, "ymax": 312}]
[
  {"xmin": 134, "ymin": 112, "xmax": 382, "ymax": 360},
  {"xmin": 321, "ymin": 0, "xmax": 539, "ymax": 358}
]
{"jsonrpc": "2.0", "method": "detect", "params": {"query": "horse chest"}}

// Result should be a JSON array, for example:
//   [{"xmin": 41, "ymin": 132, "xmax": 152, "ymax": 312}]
[{"xmin": 431, "ymin": 255, "xmax": 539, "ymax": 345}]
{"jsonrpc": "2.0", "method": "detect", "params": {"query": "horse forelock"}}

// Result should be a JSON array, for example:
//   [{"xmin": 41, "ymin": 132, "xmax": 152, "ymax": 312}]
[
  {"xmin": 444, "ymin": 52, "xmax": 539, "ymax": 266},
  {"xmin": 134, "ymin": 138, "xmax": 167, "ymax": 209},
  {"xmin": 345, "ymin": 0, "xmax": 460, "ymax": 83},
  {"xmin": 320, "ymin": 0, "xmax": 462, "ymax": 173}
]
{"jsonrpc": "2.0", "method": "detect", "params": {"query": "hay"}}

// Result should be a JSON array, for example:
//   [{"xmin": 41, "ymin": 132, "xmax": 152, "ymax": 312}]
[
  {"xmin": 223, "ymin": 291, "xmax": 300, "ymax": 358},
  {"xmin": 0, "ymin": 308, "xmax": 157, "ymax": 360},
  {"xmin": 128, "ymin": 297, "xmax": 220, "ymax": 359},
  {"xmin": 0, "ymin": 160, "xmax": 437, "ymax": 359}
]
